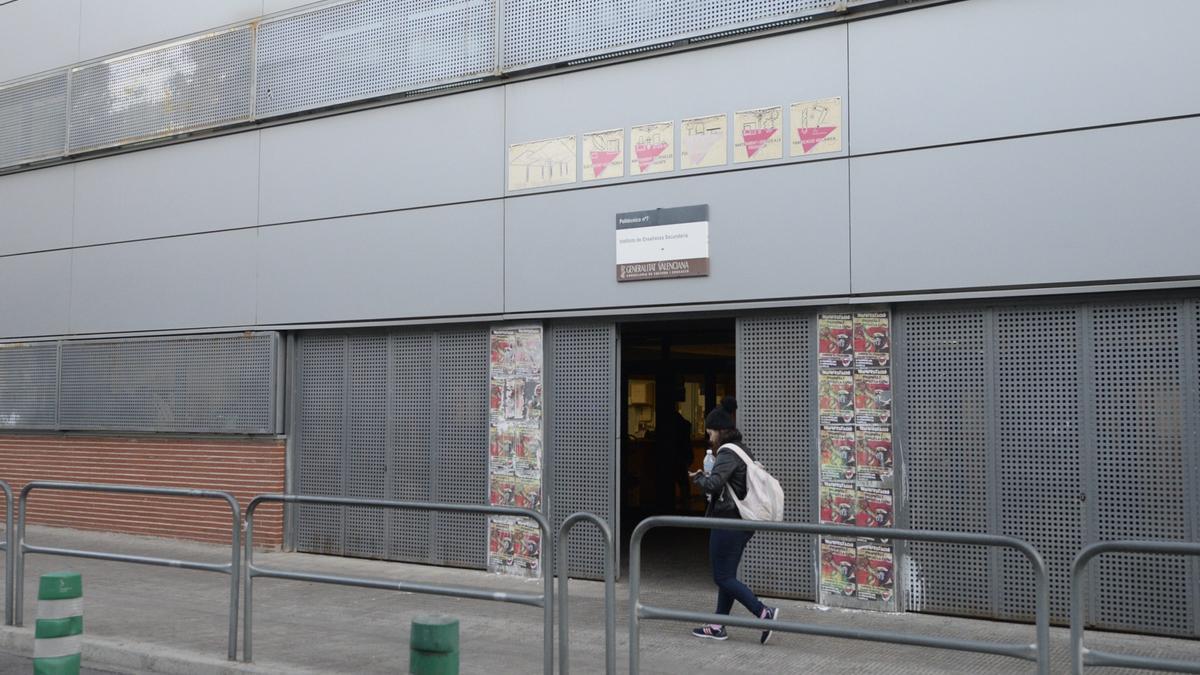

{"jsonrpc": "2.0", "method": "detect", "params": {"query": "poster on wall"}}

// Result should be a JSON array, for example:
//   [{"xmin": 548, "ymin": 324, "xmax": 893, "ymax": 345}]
[
  {"xmin": 855, "ymin": 540, "xmax": 895, "ymax": 602},
  {"xmin": 820, "ymin": 538, "xmax": 858, "ymax": 598},
  {"xmin": 818, "ymin": 309, "xmax": 896, "ymax": 611},
  {"xmin": 488, "ymin": 325, "xmax": 544, "ymax": 577},
  {"xmin": 818, "ymin": 370, "xmax": 855, "ymax": 425},
  {"xmin": 791, "ymin": 97, "xmax": 842, "ymax": 156},
  {"xmin": 583, "ymin": 128, "xmax": 625, "ymax": 181},
  {"xmin": 820, "ymin": 425, "xmax": 856, "ymax": 481},
  {"xmin": 819, "ymin": 314, "xmax": 855, "ymax": 368},
  {"xmin": 631, "ymin": 121, "xmax": 674, "ymax": 175},
  {"xmin": 508, "ymin": 136, "xmax": 577, "ymax": 191},
  {"xmin": 854, "ymin": 312, "xmax": 891, "ymax": 368},
  {"xmin": 681, "ymin": 114, "xmax": 727, "ymax": 169},
  {"xmin": 734, "ymin": 106, "xmax": 783, "ymax": 163}
]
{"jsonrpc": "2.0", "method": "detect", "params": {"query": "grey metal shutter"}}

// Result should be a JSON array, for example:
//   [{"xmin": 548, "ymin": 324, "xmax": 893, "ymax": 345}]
[
  {"xmin": 737, "ymin": 313, "xmax": 818, "ymax": 599},
  {"xmin": 994, "ymin": 305, "xmax": 1083, "ymax": 623},
  {"xmin": 1089, "ymin": 300, "xmax": 1195, "ymax": 636},
  {"xmin": 432, "ymin": 328, "xmax": 489, "ymax": 569},
  {"xmin": 296, "ymin": 334, "xmax": 347, "ymax": 555},
  {"xmin": 547, "ymin": 322, "xmax": 617, "ymax": 580},
  {"xmin": 295, "ymin": 326, "xmax": 488, "ymax": 569},
  {"xmin": 897, "ymin": 295, "xmax": 1199, "ymax": 636}
]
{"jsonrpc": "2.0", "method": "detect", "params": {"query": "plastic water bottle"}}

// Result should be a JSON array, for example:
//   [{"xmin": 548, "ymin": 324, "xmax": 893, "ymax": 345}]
[{"xmin": 703, "ymin": 448, "xmax": 715, "ymax": 475}]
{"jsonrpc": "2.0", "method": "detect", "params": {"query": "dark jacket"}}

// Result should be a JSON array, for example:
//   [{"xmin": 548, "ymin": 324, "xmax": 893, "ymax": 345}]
[{"xmin": 692, "ymin": 444, "xmax": 752, "ymax": 518}]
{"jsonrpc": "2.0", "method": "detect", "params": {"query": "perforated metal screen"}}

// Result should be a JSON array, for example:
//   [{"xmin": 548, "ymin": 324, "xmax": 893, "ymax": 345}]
[
  {"xmin": 0, "ymin": 72, "xmax": 68, "ymax": 169},
  {"xmin": 67, "ymin": 27, "xmax": 253, "ymax": 154},
  {"xmin": 255, "ymin": 0, "xmax": 497, "ymax": 119},
  {"xmin": 57, "ymin": 333, "xmax": 278, "ymax": 434},
  {"xmin": 502, "ymin": 0, "xmax": 836, "ymax": 70},
  {"xmin": 737, "ymin": 314, "xmax": 817, "ymax": 599},
  {"xmin": 295, "ymin": 327, "xmax": 488, "ymax": 569},
  {"xmin": 0, "ymin": 343, "xmax": 59, "ymax": 429},
  {"xmin": 896, "ymin": 296, "xmax": 1199, "ymax": 636},
  {"xmin": 547, "ymin": 322, "xmax": 616, "ymax": 580}
]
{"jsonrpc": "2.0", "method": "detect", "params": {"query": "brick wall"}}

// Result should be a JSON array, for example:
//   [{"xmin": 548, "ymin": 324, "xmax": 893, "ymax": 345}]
[{"xmin": 0, "ymin": 434, "xmax": 285, "ymax": 548}]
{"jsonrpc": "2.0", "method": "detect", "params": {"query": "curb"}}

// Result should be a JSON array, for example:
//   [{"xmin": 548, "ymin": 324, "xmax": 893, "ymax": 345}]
[{"xmin": 0, "ymin": 626, "xmax": 326, "ymax": 675}]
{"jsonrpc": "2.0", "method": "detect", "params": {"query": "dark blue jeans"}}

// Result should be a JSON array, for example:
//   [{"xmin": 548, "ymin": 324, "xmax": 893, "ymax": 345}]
[{"xmin": 710, "ymin": 528, "xmax": 765, "ymax": 618}]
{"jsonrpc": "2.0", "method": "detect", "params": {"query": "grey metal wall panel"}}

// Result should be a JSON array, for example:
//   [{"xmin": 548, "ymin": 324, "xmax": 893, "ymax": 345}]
[
  {"xmin": 0, "ymin": 342, "xmax": 59, "ymax": 430},
  {"xmin": 504, "ymin": 160, "xmax": 849, "ymax": 312},
  {"xmin": 296, "ymin": 334, "xmax": 348, "ymax": 555},
  {"xmin": 502, "ymin": 0, "xmax": 836, "ymax": 71},
  {"xmin": 0, "ymin": 165, "xmax": 74, "ymax": 255},
  {"xmin": 77, "ymin": 0, "xmax": 262, "ymax": 62},
  {"xmin": 67, "ymin": 26, "xmax": 253, "ymax": 154},
  {"xmin": 850, "ymin": 119, "xmax": 1200, "ymax": 295},
  {"xmin": 73, "ymin": 133, "xmax": 259, "ymax": 245},
  {"xmin": 0, "ymin": 0, "xmax": 79, "ymax": 83},
  {"xmin": 897, "ymin": 308, "xmax": 994, "ymax": 617},
  {"xmin": 0, "ymin": 251, "xmax": 72, "ymax": 338},
  {"xmin": 258, "ymin": 87, "xmax": 503, "ymax": 225},
  {"xmin": 548, "ymin": 322, "xmax": 615, "ymax": 580},
  {"xmin": 58, "ymin": 332, "xmax": 277, "ymax": 433},
  {"xmin": 432, "ymin": 327, "xmax": 489, "ymax": 569},
  {"xmin": 738, "ymin": 313, "xmax": 816, "ymax": 599},
  {"xmin": 504, "ymin": 25, "xmax": 847, "ymax": 191},
  {"xmin": 264, "ymin": 0, "xmax": 323, "ymax": 14},
  {"xmin": 69, "ymin": 229, "xmax": 258, "ymax": 334},
  {"xmin": 256, "ymin": 201, "xmax": 504, "ymax": 325},
  {"xmin": 848, "ymin": 0, "xmax": 1200, "ymax": 153},
  {"xmin": 1090, "ymin": 300, "xmax": 1195, "ymax": 636},
  {"xmin": 0, "ymin": 71, "xmax": 69, "ymax": 170},
  {"xmin": 255, "ymin": 0, "xmax": 497, "ymax": 119},
  {"xmin": 994, "ymin": 305, "xmax": 1083, "ymax": 623}
]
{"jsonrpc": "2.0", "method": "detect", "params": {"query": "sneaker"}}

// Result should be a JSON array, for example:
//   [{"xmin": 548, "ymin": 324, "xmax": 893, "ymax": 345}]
[
  {"xmin": 692, "ymin": 624, "xmax": 728, "ymax": 640},
  {"xmin": 759, "ymin": 606, "xmax": 779, "ymax": 645}
]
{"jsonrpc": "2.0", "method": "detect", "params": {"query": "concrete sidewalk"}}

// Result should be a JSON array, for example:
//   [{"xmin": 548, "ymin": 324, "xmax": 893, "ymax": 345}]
[{"xmin": 0, "ymin": 525, "xmax": 1197, "ymax": 673}]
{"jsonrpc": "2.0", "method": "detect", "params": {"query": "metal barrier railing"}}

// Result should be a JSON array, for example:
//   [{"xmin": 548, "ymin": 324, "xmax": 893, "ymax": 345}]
[
  {"xmin": 630, "ymin": 516, "xmax": 1050, "ymax": 675},
  {"xmin": 243, "ymin": 495, "xmax": 553, "ymax": 673},
  {"xmin": 1071, "ymin": 541, "xmax": 1200, "ymax": 674},
  {"xmin": 0, "ymin": 480, "xmax": 11, "ymax": 626},
  {"xmin": 14, "ymin": 481, "xmax": 242, "ymax": 660},
  {"xmin": 557, "ymin": 512, "xmax": 616, "ymax": 675}
]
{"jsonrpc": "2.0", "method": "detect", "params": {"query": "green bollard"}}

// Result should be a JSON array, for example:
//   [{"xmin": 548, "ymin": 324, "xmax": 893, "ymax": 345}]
[
  {"xmin": 410, "ymin": 615, "xmax": 459, "ymax": 675},
  {"xmin": 34, "ymin": 572, "xmax": 84, "ymax": 675}
]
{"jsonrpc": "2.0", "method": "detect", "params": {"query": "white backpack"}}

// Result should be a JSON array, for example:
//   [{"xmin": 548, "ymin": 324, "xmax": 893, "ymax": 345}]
[{"xmin": 720, "ymin": 443, "xmax": 786, "ymax": 522}]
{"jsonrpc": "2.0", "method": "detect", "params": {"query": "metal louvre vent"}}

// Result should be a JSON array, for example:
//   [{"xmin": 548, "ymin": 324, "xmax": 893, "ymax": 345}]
[
  {"xmin": 0, "ymin": 343, "xmax": 59, "ymax": 429},
  {"xmin": 995, "ymin": 306, "xmax": 1082, "ymax": 623},
  {"xmin": 1091, "ymin": 302, "xmax": 1194, "ymax": 636},
  {"xmin": 295, "ymin": 327, "xmax": 488, "ymax": 568},
  {"xmin": 255, "ymin": 0, "xmax": 497, "ymax": 119},
  {"xmin": 737, "ymin": 314, "xmax": 816, "ymax": 599},
  {"xmin": 58, "ymin": 333, "xmax": 277, "ymax": 434},
  {"xmin": 898, "ymin": 309, "xmax": 994, "ymax": 617},
  {"xmin": 547, "ymin": 322, "xmax": 615, "ymax": 580},
  {"xmin": 0, "ymin": 72, "xmax": 68, "ymax": 169},
  {"xmin": 432, "ymin": 328, "xmax": 489, "ymax": 569},
  {"xmin": 67, "ymin": 27, "xmax": 253, "ymax": 154},
  {"xmin": 503, "ymin": 0, "xmax": 835, "ymax": 70}
]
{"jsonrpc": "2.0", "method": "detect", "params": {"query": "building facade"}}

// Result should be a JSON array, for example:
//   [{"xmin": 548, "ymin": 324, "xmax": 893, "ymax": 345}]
[{"xmin": 1, "ymin": 0, "xmax": 1199, "ymax": 638}]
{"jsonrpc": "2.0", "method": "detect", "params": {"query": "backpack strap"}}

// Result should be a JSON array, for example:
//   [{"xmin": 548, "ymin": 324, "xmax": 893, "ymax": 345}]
[{"xmin": 719, "ymin": 443, "xmax": 753, "ymax": 467}]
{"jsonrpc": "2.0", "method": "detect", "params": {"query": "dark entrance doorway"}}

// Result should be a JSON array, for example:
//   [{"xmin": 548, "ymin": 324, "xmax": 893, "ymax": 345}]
[{"xmin": 619, "ymin": 318, "xmax": 735, "ymax": 573}]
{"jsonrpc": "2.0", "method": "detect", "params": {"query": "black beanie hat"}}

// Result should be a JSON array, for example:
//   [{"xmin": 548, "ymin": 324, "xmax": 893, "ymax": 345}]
[{"xmin": 705, "ymin": 396, "xmax": 738, "ymax": 431}]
